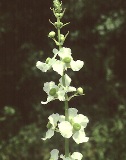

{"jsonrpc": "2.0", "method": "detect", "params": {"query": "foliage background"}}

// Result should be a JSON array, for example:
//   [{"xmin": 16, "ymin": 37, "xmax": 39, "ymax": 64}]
[{"xmin": 0, "ymin": 0, "xmax": 126, "ymax": 159}]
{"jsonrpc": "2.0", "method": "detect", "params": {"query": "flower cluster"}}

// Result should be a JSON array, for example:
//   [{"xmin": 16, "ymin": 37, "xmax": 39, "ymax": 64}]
[
  {"xmin": 42, "ymin": 108, "xmax": 89, "ymax": 144},
  {"xmin": 36, "ymin": 0, "xmax": 89, "ymax": 159},
  {"xmin": 36, "ymin": 47, "xmax": 84, "ymax": 104},
  {"xmin": 36, "ymin": 47, "xmax": 84, "ymax": 76}
]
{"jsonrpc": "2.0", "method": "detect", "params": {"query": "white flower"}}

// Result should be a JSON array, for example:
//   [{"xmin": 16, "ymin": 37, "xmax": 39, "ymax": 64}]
[
  {"xmin": 41, "ymin": 75, "xmax": 76, "ymax": 104},
  {"xmin": 36, "ymin": 48, "xmax": 58, "ymax": 72},
  {"xmin": 42, "ymin": 113, "xmax": 59, "ymax": 140},
  {"xmin": 58, "ymin": 121, "xmax": 73, "ymax": 138},
  {"xmin": 41, "ymin": 81, "xmax": 58, "ymax": 104},
  {"xmin": 52, "ymin": 47, "xmax": 84, "ymax": 75},
  {"xmin": 41, "ymin": 81, "xmax": 67, "ymax": 104},
  {"xmin": 50, "ymin": 149, "xmax": 59, "ymax": 160},
  {"xmin": 68, "ymin": 108, "xmax": 89, "ymax": 144},
  {"xmin": 60, "ymin": 152, "xmax": 83, "ymax": 160},
  {"xmin": 58, "ymin": 108, "xmax": 89, "ymax": 143}
]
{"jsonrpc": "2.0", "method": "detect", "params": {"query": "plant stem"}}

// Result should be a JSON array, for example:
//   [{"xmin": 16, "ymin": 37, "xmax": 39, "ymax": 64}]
[
  {"xmin": 57, "ymin": 18, "xmax": 61, "ymax": 50},
  {"xmin": 57, "ymin": 17, "xmax": 69, "ymax": 158},
  {"xmin": 64, "ymin": 98, "xmax": 69, "ymax": 157}
]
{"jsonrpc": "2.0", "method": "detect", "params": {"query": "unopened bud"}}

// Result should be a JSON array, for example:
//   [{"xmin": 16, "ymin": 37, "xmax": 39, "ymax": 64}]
[
  {"xmin": 54, "ymin": 22, "xmax": 63, "ymax": 28},
  {"xmin": 60, "ymin": 34, "xmax": 65, "ymax": 42},
  {"xmin": 49, "ymin": 88, "xmax": 57, "ymax": 96},
  {"xmin": 55, "ymin": 13, "xmax": 63, "ymax": 19},
  {"xmin": 77, "ymin": 87, "xmax": 83, "ymax": 94},
  {"xmin": 48, "ymin": 31, "xmax": 56, "ymax": 38},
  {"xmin": 53, "ymin": 0, "xmax": 62, "ymax": 13},
  {"xmin": 63, "ymin": 57, "xmax": 71, "ymax": 63},
  {"xmin": 45, "ymin": 57, "xmax": 51, "ymax": 64},
  {"xmin": 73, "ymin": 123, "xmax": 81, "ymax": 131}
]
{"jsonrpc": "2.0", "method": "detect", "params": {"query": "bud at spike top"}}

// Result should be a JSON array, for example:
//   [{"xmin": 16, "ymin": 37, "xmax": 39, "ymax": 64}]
[{"xmin": 53, "ymin": 0, "xmax": 62, "ymax": 13}]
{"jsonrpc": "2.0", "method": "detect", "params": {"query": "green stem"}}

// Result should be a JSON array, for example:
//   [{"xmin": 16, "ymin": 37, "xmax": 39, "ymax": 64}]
[
  {"xmin": 64, "ymin": 98, "xmax": 69, "ymax": 157},
  {"xmin": 57, "ymin": 18, "xmax": 61, "ymax": 50},
  {"xmin": 57, "ymin": 16, "xmax": 69, "ymax": 158},
  {"xmin": 62, "ymin": 75, "xmax": 69, "ymax": 157}
]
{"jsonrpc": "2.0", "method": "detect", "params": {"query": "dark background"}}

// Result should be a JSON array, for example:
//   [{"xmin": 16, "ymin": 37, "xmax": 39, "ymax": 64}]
[{"xmin": 0, "ymin": 0, "xmax": 126, "ymax": 159}]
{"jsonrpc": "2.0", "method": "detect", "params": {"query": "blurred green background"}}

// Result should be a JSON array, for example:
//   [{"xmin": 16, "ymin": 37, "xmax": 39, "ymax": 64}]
[{"xmin": 0, "ymin": 0, "xmax": 126, "ymax": 159}]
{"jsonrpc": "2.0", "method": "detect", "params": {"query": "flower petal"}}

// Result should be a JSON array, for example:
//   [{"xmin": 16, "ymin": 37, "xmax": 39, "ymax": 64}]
[
  {"xmin": 59, "ymin": 74, "xmax": 71, "ymax": 87},
  {"xmin": 70, "ymin": 60, "xmax": 84, "ymax": 71},
  {"xmin": 60, "ymin": 154, "xmax": 72, "ymax": 160},
  {"xmin": 50, "ymin": 149, "xmax": 59, "ymax": 160},
  {"xmin": 42, "ymin": 129, "xmax": 54, "ymax": 140},
  {"xmin": 68, "ymin": 108, "xmax": 78, "ymax": 119},
  {"xmin": 41, "ymin": 96, "xmax": 54, "ymax": 104},
  {"xmin": 71, "ymin": 152, "xmax": 83, "ymax": 160},
  {"xmin": 48, "ymin": 113, "xmax": 59, "ymax": 129},
  {"xmin": 52, "ymin": 60, "xmax": 64, "ymax": 76},
  {"xmin": 53, "ymin": 48, "xmax": 59, "ymax": 55},
  {"xmin": 58, "ymin": 121, "xmax": 73, "ymax": 138},
  {"xmin": 57, "ymin": 89, "xmax": 65, "ymax": 101},
  {"xmin": 67, "ymin": 86, "xmax": 76, "ymax": 92},
  {"xmin": 59, "ymin": 115, "xmax": 65, "ymax": 122},
  {"xmin": 58, "ymin": 47, "xmax": 72, "ymax": 59},
  {"xmin": 36, "ymin": 61, "xmax": 50, "ymax": 72},
  {"xmin": 73, "ymin": 114, "xmax": 89, "ymax": 128},
  {"xmin": 73, "ymin": 130, "xmax": 89, "ymax": 144},
  {"xmin": 43, "ymin": 81, "xmax": 56, "ymax": 94}
]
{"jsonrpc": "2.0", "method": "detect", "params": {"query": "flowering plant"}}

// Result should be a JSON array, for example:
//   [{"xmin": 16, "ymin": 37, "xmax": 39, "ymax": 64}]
[{"xmin": 36, "ymin": 0, "xmax": 89, "ymax": 159}]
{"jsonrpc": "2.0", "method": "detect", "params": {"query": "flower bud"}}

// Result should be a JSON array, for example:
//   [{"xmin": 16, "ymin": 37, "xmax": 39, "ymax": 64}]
[
  {"xmin": 59, "ymin": 13, "xmax": 63, "ymax": 18},
  {"xmin": 45, "ymin": 57, "xmax": 51, "ymax": 64},
  {"xmin": 53, "ymin": 0, "xmax": 62, "ymax": 13},
  {"xmin": 49, "ymin": 88, "xmax": 57, "ymax": 96},
  {"xmin": 55, "ymin": 13, "xmax": 60, "ymax": 17},
  {"xmin": 48, "ymin": 31, "xmax": 56, "ymax": 38},
  {"xmin": 73, "ymin": 123, "xmax": 81, "ymax": 131},
  {"xmin": 77, "ymin": 87, "xmax": 83, "ymax": 95},
  {"xmin": 60, "ymin": 34, "xmax": 65, "ymax": 42},
  {"xmin": 55, "ymin": 13, "xmax": 63, "ymax": 19},
  {"xmin": 46, "ymin": 122, "xmax": 52, "ymax": 129},
  {"xmin": 63, "ymin": 57, "xmax": 71, "ymax": 63},
  {"xmin": 54, "ymin": 22, "xmax": 63, "ymax": 28}
]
